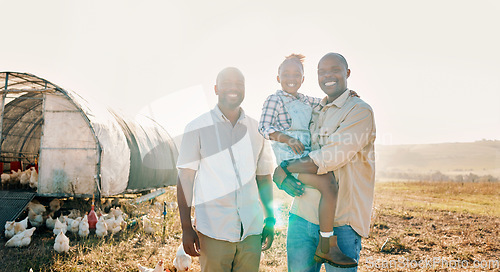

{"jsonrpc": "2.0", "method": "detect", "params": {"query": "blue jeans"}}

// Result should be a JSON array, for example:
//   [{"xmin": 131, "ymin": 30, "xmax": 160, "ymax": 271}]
[{"xmin": 287, "ymin": 214, "xmax": 362, "ymax": 272}]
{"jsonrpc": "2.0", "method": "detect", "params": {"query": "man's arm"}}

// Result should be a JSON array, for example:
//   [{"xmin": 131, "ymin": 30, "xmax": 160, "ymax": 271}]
[
  {"xmin": 177, "ymin": 168, "xmax": 200, "ymax": 257},
  {"xmin": 273, "ymin": 105, "xmax": 374, "ymax": 191},
  {"xmin": 256, "ymin": 174, "xmax": 275, "ymax": 250}
]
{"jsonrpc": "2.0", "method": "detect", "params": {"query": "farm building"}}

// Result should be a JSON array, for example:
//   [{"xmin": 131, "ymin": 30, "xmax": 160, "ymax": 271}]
[{"xmin": 0, "ymin": 72, "xmax": 178, "ymax": 198}]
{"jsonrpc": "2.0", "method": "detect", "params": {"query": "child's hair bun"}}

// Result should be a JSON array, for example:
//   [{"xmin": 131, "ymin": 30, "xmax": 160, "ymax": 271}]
[
  {"xmin": 279, "ymin": 53, "xmax": 305, "ymax": 73},
  {"xmin": 285, "ymin": 53, "xmax": 305, "ymax": 63}
]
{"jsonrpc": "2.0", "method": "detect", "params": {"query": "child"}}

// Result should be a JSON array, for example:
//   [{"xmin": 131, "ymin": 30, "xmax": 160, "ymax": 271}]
[{"xmin": 258, "ymin": 54, "xmax": 357, "ymax": 268}]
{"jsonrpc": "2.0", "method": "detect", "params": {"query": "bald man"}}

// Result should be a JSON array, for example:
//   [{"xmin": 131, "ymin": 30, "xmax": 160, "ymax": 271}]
[
  {"xmin": 176, "ymin": 67, "xmax": 275, "ymax": 272},
  {"xmin": 274, "ymin": 53, "xmax": 376, "ymax": 272}
]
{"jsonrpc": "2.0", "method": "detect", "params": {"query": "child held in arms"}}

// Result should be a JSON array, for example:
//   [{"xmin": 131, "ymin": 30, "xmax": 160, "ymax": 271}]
[{"xmin": 258, "ymin": 54, "xmax": 357, "ymax": 267}]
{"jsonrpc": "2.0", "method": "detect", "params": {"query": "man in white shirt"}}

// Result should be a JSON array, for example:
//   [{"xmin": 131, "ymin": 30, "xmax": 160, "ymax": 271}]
[
  {"xmin": 176, "ymin": 67, "xmax": 275, "ymax": 272},
  {"xmin": 274, "ymin": 53, "xmax": 376, "ymax": 272}
]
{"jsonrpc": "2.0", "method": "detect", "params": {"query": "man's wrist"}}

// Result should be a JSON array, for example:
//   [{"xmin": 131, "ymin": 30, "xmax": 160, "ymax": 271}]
[
  {"xmin": 264, "ymin": 217, "xmax": 276, "ymax": 226},
  {"xmin": 181, "ymin": 219, "xmax": 195, "ymax": 230}
]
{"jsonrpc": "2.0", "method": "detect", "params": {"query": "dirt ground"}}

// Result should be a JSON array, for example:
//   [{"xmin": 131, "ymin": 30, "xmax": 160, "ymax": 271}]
[{"xmin": 361, "ymin": 206, "xmax": 500, "ymax": 271}]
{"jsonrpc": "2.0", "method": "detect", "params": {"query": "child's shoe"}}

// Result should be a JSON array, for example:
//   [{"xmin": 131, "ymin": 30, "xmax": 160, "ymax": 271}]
[{"xmin": 313, "ymin": 234, "xmax": 358, "ymax": 268}]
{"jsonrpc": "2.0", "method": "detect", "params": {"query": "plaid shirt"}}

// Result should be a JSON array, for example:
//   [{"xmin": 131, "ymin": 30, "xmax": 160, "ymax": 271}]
[{"xmin": 258, "ymin": 90, "xmax": 321, "ymax": 140}]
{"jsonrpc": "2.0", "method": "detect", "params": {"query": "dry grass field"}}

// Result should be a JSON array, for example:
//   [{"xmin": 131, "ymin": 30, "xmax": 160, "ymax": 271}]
[
  {"xmin": 362, "ymin": 181, "xmax": 499, "ymax": 271},
  {"xmin": 1, "ymin": 181, "xmax": 499, "ymax": 272}
]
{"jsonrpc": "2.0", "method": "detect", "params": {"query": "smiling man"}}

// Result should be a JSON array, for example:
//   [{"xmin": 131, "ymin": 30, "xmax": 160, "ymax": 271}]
[
  {"xmin": 273, "ymin": 53, "xmax": 376, "ymax": 272},
  {"xmin": 176, "ymin": 67, "xmax": 275, "ymax": 272}
]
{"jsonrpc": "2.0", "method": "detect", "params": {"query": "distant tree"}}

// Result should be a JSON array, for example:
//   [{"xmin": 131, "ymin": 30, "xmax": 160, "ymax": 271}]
[
  {"xmin": 478, "ymin": 175, "xmax": 498, "ymax": 182},
  {"xmin": 465, "ymin": 173, "xmax": 479, "ymax": 182},
  {"xmin": 431, "ymin": 171, "xmax": 449, "ymax": 181}
]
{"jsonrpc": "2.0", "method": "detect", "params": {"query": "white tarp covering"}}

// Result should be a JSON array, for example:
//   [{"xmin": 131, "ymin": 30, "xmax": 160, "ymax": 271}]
[
  {"xmin": 38, "ymin": 91, "xmax": 132, "ymax": 197},
  {"xmin": 64, "ymin": 90, "xmax": 131, "ymax": 197},
  {"xmin": 39, "ymin": 93, "xmax": 98, "ymax": 195}
]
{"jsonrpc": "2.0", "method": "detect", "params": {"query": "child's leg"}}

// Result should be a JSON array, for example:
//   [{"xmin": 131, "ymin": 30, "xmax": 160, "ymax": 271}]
[
  {"xmin": 297, "ymin": 172, "xmax": 357, "ymax": 267},
  {"xmin": 297, "ymin": 172, "xmax": 337, "ymax": 233}
]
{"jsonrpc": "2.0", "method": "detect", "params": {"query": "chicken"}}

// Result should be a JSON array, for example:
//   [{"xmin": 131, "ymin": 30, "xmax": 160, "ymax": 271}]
[
  {"xmin": 29, "ymin": 169, "xmax": 38, "ymax": 189},
  {"xmin": 14, "ymin": 217, "xmax": 29, "ymax": 234},
  {"xmin": 1, "ymin": 173, "xmax": 11, "ymax": 188},
  {"xmin": 104, "ymin": 216, "xmax": 115, "ymax": 231},
  {"xmin": 66, "ymin": 217, "xmax": 74, "ymax": 228},
  {"xmin": 138, "ymin": 260, "xmax": 164, "ymax": 272},
  {"xmin": 46, "ymin": 215, "xmax": 56, "ymax": 230},
  {"xmin": 95, "ymin": 217, "xmax": 108, "ymax": 237},
  {"xmin": 67, "ymin": 209, "xmax": 81, "ymax": 219},
  {"xmin": 109, "ymin": 217, "xmax": 121, "ymax": 235},
  {"xmin": 69, "ymin": 217, "xmax": 81, "ymax": 233},
  {"xmin": 54, "ymin": 230, "xmax": 70, "ymax": 253},
  {"xmin": 27, "ymin": 201, "xmax": 46, "ymax": 215},
  {"xmin": 28, "ymin": 209, "xmax": 44, "ymax": 228},
  {"xmin": 53, "ymin": 218, "xmax": 67, "ymax": 236},
  {"xmin": 9, "ymin": 169, "xmax": 21, "ymax": 186},
  {"xmin": 173, "ymin": 243, "xmax": 192, "ymax": 271},
  {"xmin": 78, "ymin": 215, "xmax": 90, "ymax": 238},
  {"xmin": 116, "ymin": 214, "xmax": 127, "ymax": 230},
  {"xmin": 5, "ymin": 227, "xmax": 36, "ymax": 247},
  {"xmin": 49, "ymin": 199, "xmax": 62, "ymax": 213},
  {"xmin": 58, "ymin": 215, "xmax": 68, "ymax": 224},
  {"xmin": 142, "ymin": 216, "xmax": 155, "ymax": 234},
  {"xmin": 19, "ymin": 168, "xmax": 31, "ymax": 187},
  {"xmin": 4, "ymin": 221, "xmax": 15, "ymax": 239},
  {"xmin": 100, "ymin": 212, "xmax": 113, "ymax": 220},
  {"xmin": 110, "ymin": 207, "xmax": 123, "ymax": 218}
]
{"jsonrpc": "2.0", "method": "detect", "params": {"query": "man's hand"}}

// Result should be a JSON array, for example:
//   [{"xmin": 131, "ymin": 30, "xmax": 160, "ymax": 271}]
[
  {"xmin": 182, "ymin": 226, "xmax": 200, "ymax": 257},
  {"xmin": 281, "ymin": 175, "xmax": 305, "ymax": 197},
  {"xmin": 273, "ymin": 166, "xmax": 304, "ymax": 197},
  {"xmin": 349, "ymin": 90, "xmax": 360, "ymax": 98},
  {"xmin": 261, "ymin": 222, "xmax": 274, "ymax": 251}
]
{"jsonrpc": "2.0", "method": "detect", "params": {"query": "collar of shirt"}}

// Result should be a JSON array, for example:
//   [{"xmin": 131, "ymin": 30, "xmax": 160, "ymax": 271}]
[
  {"xmin": 276, "ymin": 89, "xmax": 309, "ymax": 103},
  {"xmin": 213, "ymin": 105, "xmax": 246, "ymax": 123},
  {"xmin": 319, "ymin": 89, "xmax": 351, "ymax": 109}
]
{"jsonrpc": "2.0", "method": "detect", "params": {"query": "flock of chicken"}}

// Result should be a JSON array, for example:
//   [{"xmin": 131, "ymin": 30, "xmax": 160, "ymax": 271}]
[
  {"xmin": 1, "ymin": 167, "xmax": 38, "ymax": 189},
  {"xmin": 5, "ymin": 200, "xmax": 127, "ymax": 253},
  {"xmin": 3, "ymin": 198, "xmax": 192, "ymax": 271}
]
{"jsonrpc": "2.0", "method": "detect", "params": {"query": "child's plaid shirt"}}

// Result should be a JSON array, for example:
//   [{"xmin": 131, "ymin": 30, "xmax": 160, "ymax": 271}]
[{"xmin": 258, "ymin": 90, "xmax": 321, "ymax": 140}]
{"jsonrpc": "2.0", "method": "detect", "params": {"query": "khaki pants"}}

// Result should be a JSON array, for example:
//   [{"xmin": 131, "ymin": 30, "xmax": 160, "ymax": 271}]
[{"xmin": 198, "ymin": 232, "xmax": 262, "ymax": 272}]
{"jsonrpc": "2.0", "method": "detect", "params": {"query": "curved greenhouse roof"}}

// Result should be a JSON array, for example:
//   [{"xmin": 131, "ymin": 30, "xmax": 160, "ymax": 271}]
[{"xmin": 0, "ymin": 72, "xmax": 178, "ymax": 197}]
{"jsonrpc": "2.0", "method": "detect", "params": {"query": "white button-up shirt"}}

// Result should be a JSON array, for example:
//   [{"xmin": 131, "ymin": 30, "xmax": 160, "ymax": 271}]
[{"xmin": 177, "ymin": 106, "xmax": 274, "ymax": 242}]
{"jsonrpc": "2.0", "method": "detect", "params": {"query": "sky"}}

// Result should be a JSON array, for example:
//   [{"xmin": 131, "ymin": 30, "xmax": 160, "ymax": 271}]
[{"xmin": 1, "ymin": 0, "xmax": 499, "ymax": 145}]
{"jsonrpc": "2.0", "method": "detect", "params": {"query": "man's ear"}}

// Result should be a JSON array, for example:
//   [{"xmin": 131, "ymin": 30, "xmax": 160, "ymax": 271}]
[
  {"xmin": 346, "ymin": 69, "xmax": 351, "ymax": 79},
  {"xmin": 277, "ymin": 75, "xmax": 280, "ymax": 83},
  {"xmin": 214, "ymin": 84, "xmax": 218, "ymax": 95},
  {"xmin": 301, "ymin": 76, "xmax": 305, "ymax": 84}
]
